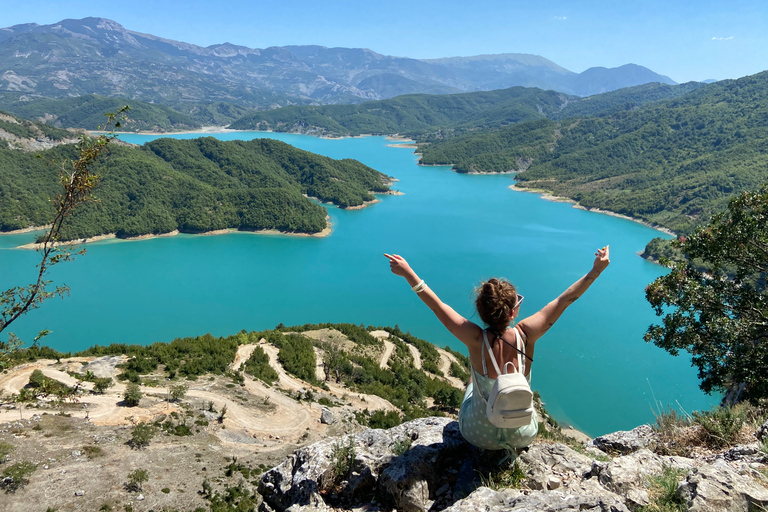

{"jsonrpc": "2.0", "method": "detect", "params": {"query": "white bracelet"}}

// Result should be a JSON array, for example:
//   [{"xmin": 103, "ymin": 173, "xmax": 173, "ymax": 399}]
[{"xmin": 412, "ymin": 280, "xmax": 426, "ymax": 293}]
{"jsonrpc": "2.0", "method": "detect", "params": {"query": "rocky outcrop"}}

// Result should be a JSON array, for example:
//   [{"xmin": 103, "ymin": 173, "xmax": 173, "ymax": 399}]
[{"xmin": 258, "ymin": 416, "xmax": 768, "ymax": 511}]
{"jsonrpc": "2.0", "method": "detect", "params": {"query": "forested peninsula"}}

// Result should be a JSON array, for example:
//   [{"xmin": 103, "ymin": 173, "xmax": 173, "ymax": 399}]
[
  {"xmin": 420, "ymin": 71, "xmax": 768, "ymax": 235},
  {"xmin": 0, "ymin": 117, "xmax": 391, "ymax": 239},
  {"xmin": 227, "ymin": 74, "xmax": 768, "ymax": 236}
]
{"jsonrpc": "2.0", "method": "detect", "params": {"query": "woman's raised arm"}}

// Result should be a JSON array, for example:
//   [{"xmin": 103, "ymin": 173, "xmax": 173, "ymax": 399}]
[
  {"xmin": 384, "ymin": 254, "xmax": 481, "ymax": 346},
  {"xmin": 517, "ymin": 246, "xmax": 610, "ymax": 344}
]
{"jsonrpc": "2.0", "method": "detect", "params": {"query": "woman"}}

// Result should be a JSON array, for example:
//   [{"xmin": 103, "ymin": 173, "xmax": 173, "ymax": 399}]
[{"xmin": 384, "ymin": 246, "xmax": 609, "ymax": 451}]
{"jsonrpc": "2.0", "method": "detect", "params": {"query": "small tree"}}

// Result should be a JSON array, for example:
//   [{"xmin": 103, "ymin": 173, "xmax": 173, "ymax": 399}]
[
  {"xmin": 93, "ymin": 377, "xmax": 113, "ymax": 394},
  {"xmin": 126, "ymin": 468, "xmax": 149, "ymax": 492},
  {"xmin": 123, "ymin": 383, "xmax": 142, "ymax": 407},
  {"xmin": 129, "ymin": 423, "xmax": 156, "ymax": 450},
  {"xmin": 646, "ymin": 185, "xmax": 768, "ymax": 404},
  {"xmin": 0, "ymin": 108, "xmax": 128, "ymax": 369},
  {"xmin": 27, "ymin": 369, "xmax": 46, "ymax": 388},
  {"xmin": 169, "ymin": 384, "xmax": 188, "ymax": 402}
]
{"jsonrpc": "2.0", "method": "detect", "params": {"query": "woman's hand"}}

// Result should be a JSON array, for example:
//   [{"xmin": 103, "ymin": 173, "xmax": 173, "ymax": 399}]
[
  {"xmin": 384, "ymin": 253, "xmax": 415, "ymax": 279},
  {"xmin": 592, "ymin": 245, "xmax": 610, "ymax": 273}
]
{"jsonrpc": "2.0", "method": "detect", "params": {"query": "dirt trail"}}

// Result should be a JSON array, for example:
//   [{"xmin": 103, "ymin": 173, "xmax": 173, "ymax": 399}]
[
  {"xmin": 437, "ymin": 348, "xmax": 466, "ymax": 388},
  {"xmin": 313, "ymin": 346, "xmax": 326, "ymax": 381},
  {"xmin": 379, "ymin": 340, "xmax": 395, "ymax": 369},
  {"xmin": 407, "ymin": 344, "xmax": 422, "ymax": 370},
  {"xmin": 0, "ymin": 339, "xmax": 397, "ymax": 443},
  {"xmin": 259, "ymin": 341, "xmax": 397, "ymax": 413},
  {"xmin": 231, "ymin": 343, "xmax": 258, "ymax": 371}
]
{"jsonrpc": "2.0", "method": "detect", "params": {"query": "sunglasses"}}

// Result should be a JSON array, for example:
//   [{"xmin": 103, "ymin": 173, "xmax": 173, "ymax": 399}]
[{"xmin": 514, "ymin": 294, "xmax": 524, "ymax": 308}]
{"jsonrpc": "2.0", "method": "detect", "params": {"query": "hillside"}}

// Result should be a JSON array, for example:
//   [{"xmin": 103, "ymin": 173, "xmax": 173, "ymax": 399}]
[
  {"xmin": 228, "ymin": 87, "xmax": 575, "ymax": 137},
  {"xmin": 419, "ymin": 71, "xmax": 768, "ymax": 235},
  {"xmin": 228, "ymin": 81, "xmax": 700, "ymax": 139},
  {"xmin": 0, "ymin": 115, "xmax": 391, "ymax": 237},
  {"xmin": 0, "ymin": 323, "xmax": 474, "ymax": 510},
  {"xmin": 0, "ymin": 93, "xmax": 201, "ymax": 132},
  {"xmin": 2, "ymin": 323, "xmax": 766, "ymax": 511},
  {"xmin": 0, "ymin": 17, "xmax": 674, "ymax": 107}
]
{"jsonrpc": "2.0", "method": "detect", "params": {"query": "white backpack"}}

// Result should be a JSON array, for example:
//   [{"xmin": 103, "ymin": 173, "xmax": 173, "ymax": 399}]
[{"xmin": 476, "ymin": 328, "xmax": 534, "ymax": 429}]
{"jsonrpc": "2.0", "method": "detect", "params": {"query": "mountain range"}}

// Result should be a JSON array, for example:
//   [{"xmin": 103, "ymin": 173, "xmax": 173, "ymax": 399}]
[{"xmin": 0, "ymin": 17, "xmax": 676, "ymax": 108}]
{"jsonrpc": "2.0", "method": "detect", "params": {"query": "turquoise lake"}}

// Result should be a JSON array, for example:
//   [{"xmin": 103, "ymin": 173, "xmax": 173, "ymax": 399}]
[{"xmin": 0, "ymin": 130, "xmax": 719, "ymax": 436}]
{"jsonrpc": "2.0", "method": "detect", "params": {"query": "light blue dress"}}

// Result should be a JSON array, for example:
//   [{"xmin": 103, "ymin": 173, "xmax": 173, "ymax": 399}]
[{"xmin": 457, "ymin": 328, "xmax": 538, "ymax": 450}]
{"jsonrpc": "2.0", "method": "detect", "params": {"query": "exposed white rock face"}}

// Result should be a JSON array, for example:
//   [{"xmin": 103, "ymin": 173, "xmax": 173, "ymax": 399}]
[{"xmin": 259, "ymin": 418, "xmax": 768, "ymax": 512}]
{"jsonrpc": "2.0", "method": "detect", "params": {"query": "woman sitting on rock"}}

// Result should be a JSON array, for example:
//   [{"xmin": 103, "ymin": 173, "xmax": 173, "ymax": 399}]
[{"xmin": 384, "ymin": 247, "xmax": 609, "ymax": 452}]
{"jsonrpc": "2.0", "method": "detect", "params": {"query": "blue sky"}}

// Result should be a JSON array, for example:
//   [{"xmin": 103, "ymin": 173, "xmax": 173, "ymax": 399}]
[{"xmin": 2, "ymin": 0, "xmax": 766, "ymax": 83}]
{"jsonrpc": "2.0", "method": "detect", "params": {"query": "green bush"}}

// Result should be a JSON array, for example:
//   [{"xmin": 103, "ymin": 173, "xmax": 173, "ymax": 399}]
[
  {"xmin": 1, "ymin": 461, "xmax": 37, "ymax": 491},
  {"xmin": 129, "ymin": 423, "xmax": 156, "ymax": 449},
  {"xmin": 28, "ymin": 369, "xmax": 46, "ymax": 388},
  {"xmin": 126, "ymin": 468, "xmax": 149, "ymax": 492},
  {"xmin": 242, "ymin": 346, "xmax": 278, "ymax": 385},
  {"xmin": 692, "ymin": 406, "xmax": 745, "ymax": 448},
  {"xmin": 123, "ymin": 383, "xmax": 142, "ymax": 407}
]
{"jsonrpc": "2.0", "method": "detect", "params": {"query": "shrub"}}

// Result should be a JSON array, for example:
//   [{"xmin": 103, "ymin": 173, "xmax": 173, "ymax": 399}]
[
  {"xmin": 391, "ymin": 437, "xmax": 412, "ymax": 456},
  {"xmin": 93, "ymin": 378, "xmax": 113, "ymax": 394},
  {"xmin": 82, "ymin": 445, "xmax": 104, "ymax": 459},
  {"xmin": 123, "ymin": 383, "xmax": 142, "ymax": 407},
  {"xmin": 329, "ymin": 438, "xmax": 355, "ymax": 488},
  {"xmin": 169, "ymin": 383, "xmax": 188, "ymax": 402},
  {"xmin": 0, "ymin": 440, "xmax": 14, "ymax": 461},
  {"xmin": 28, "ymin": 369, "xmax": 46, "ymax": 388},
  {"xmin": 242, "ymin": 346, "xmax": 278, "ymax": 385},
  {"xmin": 640, "ymin": 466, "xmax": 688, "ymax": 512},
  {"xmin": 126, "ymin": 468, "xmax": 149, "ymax": 492},
  {"xmin": 1, "ymin": 461, "xmax": 37, "ymax": 491},
  {"xmin": 482, "ymin": 459, "xmax": 526, "ymax": 490},
  {"xmin": 692, "ymin": 406, "xmax": 745, "ymax": 449},
  {"xmin": 129, "ymin": 423, "xmax": 156, "ymax": 449}
]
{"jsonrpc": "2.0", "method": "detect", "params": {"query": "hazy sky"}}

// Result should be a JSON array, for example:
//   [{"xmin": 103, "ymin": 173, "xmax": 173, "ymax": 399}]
[{"xmin": 2, "ymin": 0, "xmax": 766, "ymax": 83}]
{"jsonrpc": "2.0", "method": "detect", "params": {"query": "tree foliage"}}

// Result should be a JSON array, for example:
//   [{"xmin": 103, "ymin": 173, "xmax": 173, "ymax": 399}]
[
  {"xmin": 0, "ymin": 107, "xmax": 127, "ymax": 368},
  {"xmin": 1, "ymin": 133, "xmax": 390, "ymax": 239},
  {"xmin": 645, "ymin": 185, "xmax": 768, "ymax": 403},
  {"xmin": 123, "ymin": 383, "xmax": 143, "ymax": 407}
]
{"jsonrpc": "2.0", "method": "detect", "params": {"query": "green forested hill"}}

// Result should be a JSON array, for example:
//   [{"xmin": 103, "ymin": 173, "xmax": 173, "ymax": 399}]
[
  {"xmin": 419, "ymin": 72, "xmax": 768, "ymax": 234},
  {"xmin": 0, "ymin": 93, "xmax": 201, "ymax": 132},
  {"xmin": 228, "ymin": 82, "xmax": 702, "ymax": 139},
  {"xmin": 228, "ymin": 87, "xmax": 575, "ymax": 137},
  {"xmin": 0, "ymin": 136, "xmax": 390, "ymax": 238}
]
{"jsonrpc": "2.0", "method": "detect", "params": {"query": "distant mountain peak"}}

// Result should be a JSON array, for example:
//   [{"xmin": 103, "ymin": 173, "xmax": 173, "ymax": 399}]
[{"xmin": 0, "ymin": 16, "xmax": 681, "ymax": 103}]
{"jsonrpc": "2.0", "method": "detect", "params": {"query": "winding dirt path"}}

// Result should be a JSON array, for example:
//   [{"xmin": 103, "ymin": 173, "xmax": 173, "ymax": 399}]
[
  {"xmin": 0, "ymin": 337, "xmax": 398, "ymax": 443},
  {"xmin": 379, "ymin": 340, "xmax": 395, "ymax": 369},
  {"xmin": 231, "ymin": 343, "xmax": 257, "ymax": 371},
  {"xmin": 437, "ymin": 348, "xmax": 466, "ymax": 388},
  {"xmin": 407, "ymin": 344, "xmax": 422, "ymax": 370}
]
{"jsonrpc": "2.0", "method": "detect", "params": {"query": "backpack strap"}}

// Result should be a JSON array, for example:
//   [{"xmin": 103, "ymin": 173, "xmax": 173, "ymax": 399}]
[
  {"xmin": 481, "ymin": 330, "xmax": 502, "ymax": 377},
  {"xmin": 497, "ymin": 328, "xmax": 526, "ymax": 376}
]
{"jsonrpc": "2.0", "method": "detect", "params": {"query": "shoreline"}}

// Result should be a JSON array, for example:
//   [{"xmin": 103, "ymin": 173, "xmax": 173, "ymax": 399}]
[
  {"xmin": 0, "ymin": 224, "xmax": 52, "ymax": 235},
  {"xmin": 508, "ymin": 184, "xmax": 676, "ymax": 237},
  {"xmin": 15, "ymin": 224, "xmax": 333, "ymax": 250}
]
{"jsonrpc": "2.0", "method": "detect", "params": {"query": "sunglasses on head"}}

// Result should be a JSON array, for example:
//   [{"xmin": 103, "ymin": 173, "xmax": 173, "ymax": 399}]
[{"xmin": 514, "ymin": 294, "xmax": 524, "ymax": 308}]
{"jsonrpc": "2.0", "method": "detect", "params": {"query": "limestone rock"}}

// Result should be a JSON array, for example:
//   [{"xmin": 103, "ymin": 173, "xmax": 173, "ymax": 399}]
[
  {"xmin": 757, "ymin": 418, "xmax": 768, "ymax": 441},
  {"xmin": 441, "ymin": 486, "xmax": 631, "ymax": 512},
  {"xmin": 676, "ymin": 459, "xmax": 768, "ymax": 512},
  {"xmin": 260, "ymin": 417, "xmax": 478, "ymax": 512},
  {"xmin": 260, "ymin": 416, "xmax": 767, "ymax": 512},
  {"xmin": 320, "ymin": 408, "xmax": 334, "ymax": 425},
  {"xmin": 518, "ymin": 443, "xmax": 592, "ymax": 490},
  {"xmin": 592, "ymin": 424, "xmax": 655, "ymax": 454}
]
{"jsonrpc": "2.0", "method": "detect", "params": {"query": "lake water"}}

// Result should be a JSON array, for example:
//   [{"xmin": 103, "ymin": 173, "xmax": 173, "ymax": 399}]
[{"xmin": 0, "ymin": 131, "xmax": 719, "ymax": 436}]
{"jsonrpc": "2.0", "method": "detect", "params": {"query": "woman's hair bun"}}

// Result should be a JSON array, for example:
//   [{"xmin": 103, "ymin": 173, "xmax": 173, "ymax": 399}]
[{"xmin": 475, "ymin": 278, "xmax": 518, "ymax": 332}]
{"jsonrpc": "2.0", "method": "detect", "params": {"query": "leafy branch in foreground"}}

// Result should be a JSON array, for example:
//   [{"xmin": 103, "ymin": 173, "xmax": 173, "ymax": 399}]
[
  {"xmin": 0, "ymin": 107, "xmax": 129, "ymax": 368},
  {"xmin": 645, "ymin": 184, "xmax": 768, "ymax": 404}
]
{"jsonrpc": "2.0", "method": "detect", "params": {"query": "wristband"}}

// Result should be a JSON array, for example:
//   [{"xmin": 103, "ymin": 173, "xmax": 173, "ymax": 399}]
[{"xmin": 411, "ymin": 280, "xmax": 426, "ymax": 293}]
